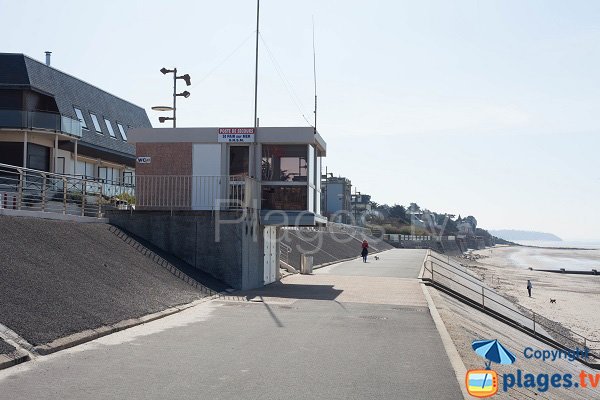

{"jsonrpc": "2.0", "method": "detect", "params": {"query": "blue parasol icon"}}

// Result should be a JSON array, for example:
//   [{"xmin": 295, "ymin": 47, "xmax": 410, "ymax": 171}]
[
  {"xmin": 472, "ymin": 339, "xmax": 516, "ymax": 369},
  {"xmin": 471, "ymin": 339, "xmax": 516, "ymax": 391}
]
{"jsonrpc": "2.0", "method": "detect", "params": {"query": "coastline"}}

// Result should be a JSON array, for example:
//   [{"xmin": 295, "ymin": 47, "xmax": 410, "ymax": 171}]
[{"xmin": 464, "ymin": 245, "xmax": 600, "ymax": 343}]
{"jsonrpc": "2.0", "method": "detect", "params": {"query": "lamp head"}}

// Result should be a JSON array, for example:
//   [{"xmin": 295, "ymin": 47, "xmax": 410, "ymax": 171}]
[{"xmin": 180, "ymin": 74, "xmax": 191, "ymax": 86}]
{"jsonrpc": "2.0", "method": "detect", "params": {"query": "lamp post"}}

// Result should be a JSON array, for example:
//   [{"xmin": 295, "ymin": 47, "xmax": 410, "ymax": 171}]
[{"xmin": 155, "ymin": 67, "xmax": 191, "ymax": 128}]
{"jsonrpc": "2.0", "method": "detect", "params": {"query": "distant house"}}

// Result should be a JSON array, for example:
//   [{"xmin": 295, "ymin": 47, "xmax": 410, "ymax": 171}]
[
  {"xmin": 0, "ymin": 53, "xmax": 151, "ymax": 185},
  {"xmin": 322, "ymin": 174, "xmax": 352, "ymax": 223}
]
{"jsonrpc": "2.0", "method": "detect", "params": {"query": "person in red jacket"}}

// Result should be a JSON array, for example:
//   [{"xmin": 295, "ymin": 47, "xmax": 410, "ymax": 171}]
[{"xmin": 361, "ymin": 240, "xmax": 369, "ymax": 263}]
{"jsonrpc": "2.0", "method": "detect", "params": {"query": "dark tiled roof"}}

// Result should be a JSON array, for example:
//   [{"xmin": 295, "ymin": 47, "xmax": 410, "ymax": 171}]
[
  {"xmin": 0, "ymin": 54, "xmax": 30, "ymax": 87},
  {"xmin": 0, "ymin": 53, "xmax": 152, "ymax": 158}
]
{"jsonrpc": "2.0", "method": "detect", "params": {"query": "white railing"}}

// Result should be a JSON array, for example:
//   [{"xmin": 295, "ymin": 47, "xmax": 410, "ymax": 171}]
[{"xmin": 135, "ymin": 175, "xmax": 260, "ymax": 211}]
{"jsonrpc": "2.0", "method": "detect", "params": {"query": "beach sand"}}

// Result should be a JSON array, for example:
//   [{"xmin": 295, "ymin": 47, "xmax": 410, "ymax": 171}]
[{"xmin": 468, "ymin": 246, "xmax": 600, "ymax": 343}]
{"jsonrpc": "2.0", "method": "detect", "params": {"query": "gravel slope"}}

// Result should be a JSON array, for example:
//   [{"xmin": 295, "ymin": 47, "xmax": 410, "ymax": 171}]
[{"xmin": 0, "ymin": 215, "xmax": 223, "ymax": 346}]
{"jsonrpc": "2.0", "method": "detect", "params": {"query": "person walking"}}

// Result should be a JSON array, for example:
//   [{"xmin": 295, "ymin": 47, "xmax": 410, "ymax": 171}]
[
  {"xmin": 361, "ymin": 240, "xmax": 369, "ymax": 263},
  {"xmin": 527, "ymin": 280, "xmax": 533, "ymax": 297}
]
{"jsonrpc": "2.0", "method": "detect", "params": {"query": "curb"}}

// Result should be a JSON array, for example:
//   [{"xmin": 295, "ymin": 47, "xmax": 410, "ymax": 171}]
[
  {"xmin": 33, "ymin": 295, "xmax": 219, "ymax": 356},
  {"xmin": 0, "ymin": 351, "xmax": 30, "ymax": 370},
  {"xmin": 420, "ymin": 283, "xmax": 469, "ymax": 400}
]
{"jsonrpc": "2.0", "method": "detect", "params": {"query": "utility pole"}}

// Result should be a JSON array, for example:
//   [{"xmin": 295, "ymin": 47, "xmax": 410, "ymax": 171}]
[{"xmin": 253, "ymin": 0, "xmax": 260, "ymax": 129}]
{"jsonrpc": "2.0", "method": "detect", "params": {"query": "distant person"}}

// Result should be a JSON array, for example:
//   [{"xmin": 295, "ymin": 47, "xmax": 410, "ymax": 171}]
[
  {"xmin": 527, "ymin": 280, "xmax": 533, "ymax": 297},
  {"xmin": 361, "ymin": 240, "xmax": 369, "ymax": 263}
]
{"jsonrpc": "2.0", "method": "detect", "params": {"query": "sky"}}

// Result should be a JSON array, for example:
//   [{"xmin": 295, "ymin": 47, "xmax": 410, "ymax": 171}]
[{"xmin": 2, "ymin": 0, "xmax": 599, "ymax": 240}]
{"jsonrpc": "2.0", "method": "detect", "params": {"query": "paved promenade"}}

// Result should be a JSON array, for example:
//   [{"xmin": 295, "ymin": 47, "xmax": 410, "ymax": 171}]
[{"xmin": 0, "ymin": 249, "xmax": 463, "ymax": 400}]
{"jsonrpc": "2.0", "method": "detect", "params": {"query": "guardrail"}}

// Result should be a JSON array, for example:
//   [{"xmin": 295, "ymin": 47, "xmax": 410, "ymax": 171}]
[
  {"xmin": 0, "ymin": 109, "xmax": 82, "ymax": 138},
  {"xmin": 422, "ymin": 250, "xmax": 600, "ymax": 361},
  {"xmin": 280, "ymin": 242, "xmax": 292, "ymax": 266},
  {"xmin": 0, "ymin": 163, "xmax": 134, "ymax": 218},
  {"xmin": 135, "ymin": 175, "xmax": 260, "ymax": 211}
]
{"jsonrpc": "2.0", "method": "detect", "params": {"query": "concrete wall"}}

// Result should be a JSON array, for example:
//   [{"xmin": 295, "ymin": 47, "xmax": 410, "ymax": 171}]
[{"xmin": 107, "ymin": 210, "xmax": 264, "ymax": 290}]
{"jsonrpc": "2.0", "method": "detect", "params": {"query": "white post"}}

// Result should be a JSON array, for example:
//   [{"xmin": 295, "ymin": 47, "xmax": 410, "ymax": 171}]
[
  {"xmin": 54, "ymin": 134, "xmax": 59, "ymax": 173},
  {"xmin": 22, "ymin": 131, "xmax": 28, "ymax": 167},
  {"xmin": 73, "ymin": 140, "xmax": 78, "ymax": 175}
]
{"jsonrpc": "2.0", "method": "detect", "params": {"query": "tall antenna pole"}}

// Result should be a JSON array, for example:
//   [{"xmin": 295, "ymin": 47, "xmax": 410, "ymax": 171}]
[
  {"xmin": 312, "ymin": 16, "xmax": 317, "ymax": 134},
  {"xmin": 253, "ymin": 0, "xmax": 260, "ymax": 128}
]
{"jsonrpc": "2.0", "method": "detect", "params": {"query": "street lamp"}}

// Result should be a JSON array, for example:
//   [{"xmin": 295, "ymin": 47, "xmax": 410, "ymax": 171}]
[{"xmin": 154, "ymin": 67, "xmax": 192, "ymax": 127}]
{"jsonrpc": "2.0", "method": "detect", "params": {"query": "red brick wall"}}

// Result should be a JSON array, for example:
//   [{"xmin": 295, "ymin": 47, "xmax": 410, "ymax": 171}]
[
  {"xmin": 135, "ymin": 143, "xmax": 193, "ymax": 209},
  {"xmin": 135, "ymin": 142, "xmax": 192, "ymax": 176}
]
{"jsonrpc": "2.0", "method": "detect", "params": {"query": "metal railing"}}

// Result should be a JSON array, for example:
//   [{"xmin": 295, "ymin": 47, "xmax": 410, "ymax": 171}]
[
  {"xmin": 422, "ymin": 250, "xmax": 600, "ymax": 361},
  {"xmin": 135, "ymin": 175, "xmax": 260, "ymax": 211},
  {"xmin": 0, "ymin": 109, "xmax": 82, "ymax": 138},
  {"xmin": 280, "ymin": 242, "xmax": 292, "ymax": 266},
  {"xmin": 0, "ymin": 163, "xmax": 135, "ymax": 218}
]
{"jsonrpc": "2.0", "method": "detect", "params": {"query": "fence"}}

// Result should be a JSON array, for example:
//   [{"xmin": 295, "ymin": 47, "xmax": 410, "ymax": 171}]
[
  {"xmin": 135, "ymin": 175, "xmax": 260, "ymax": 211},
  {"xmin": 421, "ymin": 250, "xmax": 600, "ymax": 361}
]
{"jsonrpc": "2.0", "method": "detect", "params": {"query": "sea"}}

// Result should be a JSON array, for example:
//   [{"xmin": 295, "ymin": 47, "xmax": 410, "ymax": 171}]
[
  {"xmin": 507, "ymin": 241, "xmax": 600, "ymax": 271},
  {"xmin": 513, "ymin": 240, "xmax": 600, "ymax": 250}
]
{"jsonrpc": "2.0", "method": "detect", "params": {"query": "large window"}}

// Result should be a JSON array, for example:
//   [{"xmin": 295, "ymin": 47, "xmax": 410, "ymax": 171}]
[
  {"xmin": 104, "ymin": 118, "xmax": 116, "ymax": 138},
  {"xmin": 76, "ymin": 160, "xmax": 95, "ymax": 179},
  {"xmin": 73, "ymin": 107, "xmax": 88, "ymax": 130},
  {"xmin": 261, "ymin": 145, "xmax": 308, "ymax": 182},
  {"xmin": 229, "ymin": 146, "xmax": 249, "ymax": 176},
  {"xmin": 90, "ymin": 113, "xmax": 102, "ymax": 133},
  {"xmin": 261, "ymin": 186, "xmax": 307, "ymax": 210}
]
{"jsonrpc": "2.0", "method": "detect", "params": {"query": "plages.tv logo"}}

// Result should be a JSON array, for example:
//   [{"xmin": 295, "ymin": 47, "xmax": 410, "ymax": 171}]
[{"xmin": 466, "ymin": 339, "xmax": 516, "ymax": 398}]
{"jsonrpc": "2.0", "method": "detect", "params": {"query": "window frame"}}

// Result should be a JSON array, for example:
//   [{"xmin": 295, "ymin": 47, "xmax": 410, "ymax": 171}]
[
  {"xmin": 73, "ymin": 107, "xmax": 88, "ymax": 130},
  {"xmin": 116, "ymin": 123, "xmax": 128, "ymax": 141},
  {"xmin": 104, "ymin": 117, "xmax": 117, "ymax": 139},
  {"xmin": 89, "ymin": 112, "xmax": 102, "ymax": 134}
]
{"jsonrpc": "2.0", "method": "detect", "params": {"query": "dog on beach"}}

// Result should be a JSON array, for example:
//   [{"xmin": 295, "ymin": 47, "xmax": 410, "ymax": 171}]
[
  {"xmin": 374, "ymin": 256, "xmax": 379, "ymax": 261},
  {"xmin": 550, "ymin": 298, "xmax": 556, "ymax": 303}
]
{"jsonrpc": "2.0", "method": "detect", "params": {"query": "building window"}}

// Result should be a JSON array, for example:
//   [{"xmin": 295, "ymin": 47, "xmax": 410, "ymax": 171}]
[
  {"xmin": 229, "ymin": 146, "xmax": 249, "ymax": 176},
  {"xmin": 261, "ymin": 185, "xmax": 307, "ymax": 210},
  {"xmin": 117, "ymin": 123, "xmax": 128, "ymax": 141},
  {"xmin": 73, "ymin": 107, "xmax": 88, "ymax": 130},
  {"xmin": 261, "ymin": 145, "xmax": 308, "ymax": 182},
  {"xmin": 90, "ymin": 113, "xmax": 102, "ymax": 133},
  {"xmin": 104, "ymin": 118, "xmax": 116, "ymax": 138},
  {"xmin": 76, "ymin": 160, "xmax": 95, "ymax": 179}
]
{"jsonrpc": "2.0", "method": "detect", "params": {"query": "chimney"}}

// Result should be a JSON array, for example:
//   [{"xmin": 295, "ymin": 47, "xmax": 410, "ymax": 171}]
[{"xmin": 45, "ymin": 51, "xmax": 52, "ymax": 66}]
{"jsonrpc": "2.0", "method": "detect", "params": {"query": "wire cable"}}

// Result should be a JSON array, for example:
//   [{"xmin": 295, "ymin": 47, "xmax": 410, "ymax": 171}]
[{"xmin": 259, "ymin": 32, "xmax": 313, "ymax": 127}]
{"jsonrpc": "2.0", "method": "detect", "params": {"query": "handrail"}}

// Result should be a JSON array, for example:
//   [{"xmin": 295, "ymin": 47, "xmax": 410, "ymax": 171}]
[
  {"xmin": 135, "ymin": 175, "xmax": 260, "ymax": 211},
  {"xmin": 0, "ymin": 163, "xmax": 135, "ymax": 218},
  {"xmin": 422, "ymin": 250, "xmax": 600, "ymax": 359}
]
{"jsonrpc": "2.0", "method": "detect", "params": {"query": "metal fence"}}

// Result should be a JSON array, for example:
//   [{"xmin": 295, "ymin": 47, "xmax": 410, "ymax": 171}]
[
  {"xmin": 0, "ymin": 163, "xmax": 133, "ymax": 218},
  {"xmin": 421, "ymin": 250, "xmax": 600, "ymax": 361},
  {"xmin": 135, "ymin": 175, "xmax": 261, "ymax": 211}
]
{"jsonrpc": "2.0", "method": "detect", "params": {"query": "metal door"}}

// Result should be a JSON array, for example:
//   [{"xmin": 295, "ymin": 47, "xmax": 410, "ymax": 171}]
[{"xmin": 263, "ymin": 226, "xmax": 277, "ymax": 284}]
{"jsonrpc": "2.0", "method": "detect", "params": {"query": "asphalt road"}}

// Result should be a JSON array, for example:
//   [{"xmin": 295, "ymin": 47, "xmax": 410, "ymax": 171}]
[
  {"xmin": 315, "ymin": 249, "xmax": 427, "ymax": 278},
  {"xmin": 0, "ymin": 249, "xmax": 463, "ymax": 400}
]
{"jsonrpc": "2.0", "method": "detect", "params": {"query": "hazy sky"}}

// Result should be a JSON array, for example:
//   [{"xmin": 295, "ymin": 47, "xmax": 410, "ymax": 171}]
[{"xmin": 2, "ymin": 0, "xmax": 599, "ymax": 240}]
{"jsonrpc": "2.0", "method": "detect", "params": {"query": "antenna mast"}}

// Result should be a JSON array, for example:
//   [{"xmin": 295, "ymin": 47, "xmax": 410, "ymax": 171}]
[
  {"xmin": 253, "ymin": 0, "xmax": 260, "ymax": 128},
  {"xmin": 312, "ymin": 16, "xmax": 317, "ymax": 134}
]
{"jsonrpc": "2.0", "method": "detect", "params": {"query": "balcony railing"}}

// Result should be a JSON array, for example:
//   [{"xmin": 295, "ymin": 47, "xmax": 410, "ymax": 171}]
[
  {"xmin": 135, "ymin": 175, "xmax": 261, "ymax": 211},
  {"xmin": 0, "ymin": 109, "xmax": 82, "ymax": 138},
  {"xmin": 0, "ymin": 163, "xmax": 133, "ymax": 218}
]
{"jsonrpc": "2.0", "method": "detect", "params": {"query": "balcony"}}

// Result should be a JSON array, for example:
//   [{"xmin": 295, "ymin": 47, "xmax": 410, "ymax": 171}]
[{"xmin": 0, "ymin": 109, "xmax": 82, "ymax": 138}]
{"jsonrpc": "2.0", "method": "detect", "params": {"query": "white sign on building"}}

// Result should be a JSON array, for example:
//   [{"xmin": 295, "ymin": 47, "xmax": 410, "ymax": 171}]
[
  {"xmin": 218, "ymin": 127, "xmax": 255, "ymax": 143},
  {"xmin": 136, "ymin": 156, "xmax": 151, "ymax": 164}
]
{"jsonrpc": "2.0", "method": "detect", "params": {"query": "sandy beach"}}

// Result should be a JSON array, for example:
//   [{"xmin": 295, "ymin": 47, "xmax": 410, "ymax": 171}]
[{"xmin": 466, "ymin": 245, "xmax": 600, "ymax": 343}]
